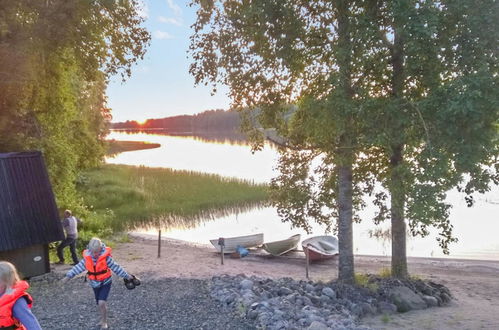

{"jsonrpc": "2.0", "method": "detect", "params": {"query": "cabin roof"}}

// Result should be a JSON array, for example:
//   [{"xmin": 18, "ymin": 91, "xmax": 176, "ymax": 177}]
[{"xmin": 0, "ymin": 151, "xmax": 64, "ymax": 251}]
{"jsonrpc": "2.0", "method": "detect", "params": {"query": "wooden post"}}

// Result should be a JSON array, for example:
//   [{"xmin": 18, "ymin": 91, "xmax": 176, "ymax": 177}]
[
  {"xmin": 305, "ymin": 244, "xmax": 310, "ymax": 279},
  {"xmin": 218, "ymin": 237, "xmax": 225, "ymax": 265},
  {"xmin": 157, "ymin": 229, "xmax": 161, "ymax": 258}
]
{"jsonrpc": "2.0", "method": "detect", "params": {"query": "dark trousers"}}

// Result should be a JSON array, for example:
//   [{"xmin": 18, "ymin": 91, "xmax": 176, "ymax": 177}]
[{"xmin": 57, "ymin": 237, "xmax": 79, "ymax": 264}]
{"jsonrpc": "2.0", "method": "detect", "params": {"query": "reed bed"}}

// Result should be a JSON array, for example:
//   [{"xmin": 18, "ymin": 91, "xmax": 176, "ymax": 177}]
[{"xmin": 78, "ymin": 164, "xmax": 269, "ymax": 232}]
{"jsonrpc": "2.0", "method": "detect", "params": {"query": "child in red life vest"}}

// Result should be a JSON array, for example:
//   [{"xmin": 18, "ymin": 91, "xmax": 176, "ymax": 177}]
[
  {"xmin": 62, "ymin": 237, "xmax": 133, "ymax": 329},
  {"xmin": 0, "ymin": 261, "xmax": 41, "ymax": 330}
]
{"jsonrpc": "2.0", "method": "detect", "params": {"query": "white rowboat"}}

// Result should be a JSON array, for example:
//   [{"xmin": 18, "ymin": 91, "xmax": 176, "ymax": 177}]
[
  {"xmin": 262, "ymin": 234, "xmax": 301, "ymax": 256},
  {"xmin": 209, "ymin": 233, "xmax": 264, "ymax": 253}
]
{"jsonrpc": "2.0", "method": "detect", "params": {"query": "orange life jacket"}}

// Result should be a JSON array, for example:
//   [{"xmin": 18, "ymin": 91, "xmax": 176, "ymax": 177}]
[
  {"xmin": 0, "ymin": 280, "xmax": 33, "ymax": 330},
  {"xmin": 83, "ymin": 247, "xmax": 112, "ymax": 281}
]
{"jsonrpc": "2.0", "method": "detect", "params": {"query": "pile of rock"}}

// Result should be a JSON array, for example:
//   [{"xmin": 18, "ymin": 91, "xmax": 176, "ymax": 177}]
[{"xmin": 211, "ymin": 274, "xmax": 451, "ymax": 330}]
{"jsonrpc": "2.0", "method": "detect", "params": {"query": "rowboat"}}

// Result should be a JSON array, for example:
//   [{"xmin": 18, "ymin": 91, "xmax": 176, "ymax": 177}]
[
  {"xmin": 302, "ymin": 236, "xmax": 339, "ymax": 261},
  {"xmin": 209, "ymin": 233, "xmax": 264, "ymax": 253},
  {"xmin": 262, "ymin": 234, "xmax": 301, "ymax": 256}
]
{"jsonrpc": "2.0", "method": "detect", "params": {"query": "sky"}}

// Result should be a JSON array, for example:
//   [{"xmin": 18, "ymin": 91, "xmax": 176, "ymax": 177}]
[{"xmin": 106, "ymin": 0, "xmax": 230, "ymax": 123}]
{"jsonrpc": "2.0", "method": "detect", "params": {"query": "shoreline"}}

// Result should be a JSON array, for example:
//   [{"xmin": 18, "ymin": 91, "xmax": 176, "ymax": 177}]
[
  {"xmin": 118, "ymin": 234, "xmax": 499, "ymax": 329},
  {"xmin": 129, "ymin": 232, "xmax": 499, "ymax": 267}
]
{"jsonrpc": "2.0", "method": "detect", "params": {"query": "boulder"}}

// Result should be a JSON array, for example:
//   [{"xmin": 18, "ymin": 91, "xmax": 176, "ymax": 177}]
[
  {"xmin": 307, "ymin": 321, "xmax": 329, "ymax": 330},
  {"xmin": 422, "ymin": 295, "xmax": 439, "ymax": 307},
  {"xmin": 377, "ymin": 301, "xmax": 397, "ymax": 314},
  {"xmin": 240, "ymin": 279, "xmax": 254, "ymax": 290},
  {"xmin": 278, "ymin": 287, "xmax": 293, "ymax": 296},
  {"xmin": 389, "ymin": 286, "xmax": 427, "ymax": 312},
  {"xmin": 321, "ymin": 287, "xmax": 336, "ymax": 299}
]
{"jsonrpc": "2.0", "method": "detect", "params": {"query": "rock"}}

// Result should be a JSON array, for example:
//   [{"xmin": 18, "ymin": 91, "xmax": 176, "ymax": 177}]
[
  {"xmin": 377, "ymin": 301, "xmax": 397, "ymax": 314},
  {"xmin": 286, "ymin": 292, "xmax": 298, "ymax": 304},
  {"xmin": 307, "ymin": 321, "xmax": 329, "ymax": 330},
  {"xmin": 247, "ymin": 309, "xmax": 258, "ymax": 320},
  {"xmin": 302, "ymin": 296, "xmax": 313, "ymax": 306},
  {"xmin": 321, "ymin": 287, "xmax": 336, "ymax": 299},
  {"xmin": 251, "ymin": 301, "xmax": 270, "ymax": 310},
  {"xmin": 298, "ymin": 318, "xmax": 310, "ymax": 327},
  {"xmin": 271, "ymin": 320, "xmax": 288, "ymax": 330},
  {"xmin": 305, "ymin": 284, "xmax": 315, "ymax": 292},
  {"xmin": 360, "ymin": 302, "xmax": 377, "ymax": 315},
  {"xmin": 278, "ymin": 286, "xmax": 293, "ymax": 296},
  {"xmin": 351, "ymin": 303, "xmax": 364, "ymax": 317},
  {"xmin": 422, "ymin": 295, "xmax": 439, "ymax": 307},
  {"xmin": 441, "ymin": 292, "xmax": 452, "ymax": 304},
  {"xmin": 389, "ymin": 286, "xmax": 427, "ymax": 312},
  {"xmin": 319, "ymin": 295, "xmax": 331, "ymax": 305},
  {"xmin": 306, "ymin": 293, "xmax": 320, "ymax": 305},
  {"xmin": 239, "ymin": 279, "xmax": 253, "ymax": 290}
]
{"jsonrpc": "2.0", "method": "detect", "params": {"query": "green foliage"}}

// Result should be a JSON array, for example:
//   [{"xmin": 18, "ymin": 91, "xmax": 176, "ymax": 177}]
[
  {"xmin": 189, "ymin": 0, "xmax": 499, "ymax": 280},
  {"xmin": 379, "ymin": 268, "xmax": 391, "ymax": 278},
  {"xmin": 78, "ymin": 164, "xmax": 269, "ymax": 231},
  {"xmin": 354, "ymin": 273, "xmax": 379, "ymax": 292},
  {"xmin": 0, "ymin": 0, "xmax": 150, "ymax": 210},
  {"xmin": 381, "ymin": 314, "xmax": 391, "ymax": 323}
]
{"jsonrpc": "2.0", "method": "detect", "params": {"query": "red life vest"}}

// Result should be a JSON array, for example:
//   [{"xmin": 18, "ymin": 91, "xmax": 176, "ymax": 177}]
[
  {"xmin": 0, "ymin": 280, "xmax": 33, "ymax": 330},
  {"xmin": 83, "ymin": 247, "xmax": 112, "ymax": 281}
]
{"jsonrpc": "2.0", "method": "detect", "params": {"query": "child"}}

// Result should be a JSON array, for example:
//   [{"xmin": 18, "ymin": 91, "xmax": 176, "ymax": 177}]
[
  {"xmin": 0, "ymin": 261, "xmax": 42, "ymax": 330},
  {"xmin": 62, "ymin": 237, "xmax": 133, "ymax": 329}
]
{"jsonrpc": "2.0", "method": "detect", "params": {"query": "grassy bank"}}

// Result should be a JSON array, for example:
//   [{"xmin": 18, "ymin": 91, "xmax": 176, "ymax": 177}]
[
  {"xmin": 78, "ymin": 163, "xmax": 268, "ymax": 230},
  {"xmin": 53, "ymin": 164, "xmax": 268, "ymax": 262},
  {"xmin": 106, "ymin": 140, "xmax": 161, "ymax": 155}
]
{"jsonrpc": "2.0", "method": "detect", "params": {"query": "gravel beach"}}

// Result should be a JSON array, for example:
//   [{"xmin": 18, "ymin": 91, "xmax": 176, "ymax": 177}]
[
  {"xmin": 30, "ymin": 274, "xmax": 255, "ymax": 330},
  {"xmin": 25, "ymin": 236, "xmax": 499, "ymax": 330}
]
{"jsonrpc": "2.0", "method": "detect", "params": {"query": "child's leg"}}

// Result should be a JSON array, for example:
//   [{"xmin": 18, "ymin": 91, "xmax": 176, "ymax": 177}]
[{"xmin": 98, "ymin": 300, "xmax": 108, "ymax": 328}]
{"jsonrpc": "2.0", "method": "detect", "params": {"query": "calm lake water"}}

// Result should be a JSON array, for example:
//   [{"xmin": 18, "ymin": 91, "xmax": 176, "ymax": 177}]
[{"xmin": 107, "ymin": 130, "xmax": 499, "ymax": 260}]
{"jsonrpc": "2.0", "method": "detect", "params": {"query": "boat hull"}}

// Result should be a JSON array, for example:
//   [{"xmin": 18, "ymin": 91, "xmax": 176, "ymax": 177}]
[
  {"xmin": 263, "ymin": 234, "xmax": 301, "ymax": 256},
  {"xmin": 210, "ymin": 233, "xmax": 264, "ymax": 253},
  {"xmin": 302, "ymin": 235, "xmax": 339, "ymax": 261}
]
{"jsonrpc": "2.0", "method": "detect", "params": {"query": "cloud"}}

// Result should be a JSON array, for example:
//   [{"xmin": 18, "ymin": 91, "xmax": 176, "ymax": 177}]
[
  {"xmin": 154, "ymin": 30, "xmax": 174, "ymax": 40},
  {"xmin": 166, "ymin": 0, "xmax": 182, "ymax": 16},
  {"xmin": 158, "ymin": 16, "xmax": 183, "ymax": 26}
]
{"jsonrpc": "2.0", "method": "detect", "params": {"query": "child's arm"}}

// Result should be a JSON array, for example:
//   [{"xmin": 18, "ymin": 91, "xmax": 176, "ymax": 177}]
[
  {"xmin": 65, "ymin": 259, "xmax": 86, "ymax": 278},
  {"xmin": 106, "ymin": 256, "xmax": 130, "ymax": 279},
  {"xmin": 12, "ymin": 297, "xmax": 42, "ymax": 330}
]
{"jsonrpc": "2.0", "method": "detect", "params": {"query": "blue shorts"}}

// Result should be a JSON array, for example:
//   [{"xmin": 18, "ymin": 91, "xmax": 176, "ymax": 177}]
[{"xmin": 93, "ymin": 282, "xmax": 112, "ymax": 303}]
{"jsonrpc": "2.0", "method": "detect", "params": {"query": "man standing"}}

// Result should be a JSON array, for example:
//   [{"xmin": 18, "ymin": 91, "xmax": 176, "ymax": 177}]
[{"xmin": 56, "ymin": 210, "xmax": 81, "ymax": 265}]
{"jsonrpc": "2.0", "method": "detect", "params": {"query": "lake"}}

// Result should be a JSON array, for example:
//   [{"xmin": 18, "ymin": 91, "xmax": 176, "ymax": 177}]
[{"xmin": 107, "ymin": 130, "xmax": 499, "ymax": 260}]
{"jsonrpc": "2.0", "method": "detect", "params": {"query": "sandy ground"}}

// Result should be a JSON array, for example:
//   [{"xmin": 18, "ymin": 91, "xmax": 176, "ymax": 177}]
[{"xmin": 111, "ymin": 234, "xmax": 499, "ymax": 330}]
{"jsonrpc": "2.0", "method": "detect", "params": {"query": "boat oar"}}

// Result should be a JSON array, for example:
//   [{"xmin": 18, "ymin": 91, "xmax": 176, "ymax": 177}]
[{"xmin": 218, "ymin": 237, "xmax": 225, "ymax": 265}]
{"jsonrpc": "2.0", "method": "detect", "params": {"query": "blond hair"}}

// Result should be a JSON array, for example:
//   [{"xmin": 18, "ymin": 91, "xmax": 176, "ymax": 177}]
[
  {"xmin": 88, "ymin": 237, "xmax": 103, "ymax": 252},
  {"xmin": 0, "ymin": 261, "xmax": 20, "ymax": 287}
]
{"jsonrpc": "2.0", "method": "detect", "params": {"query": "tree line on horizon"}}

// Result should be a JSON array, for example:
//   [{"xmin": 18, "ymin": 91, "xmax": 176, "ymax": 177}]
[{"xmin": 111, "ymin": 109, "xmax": 241, "ymax": 133}]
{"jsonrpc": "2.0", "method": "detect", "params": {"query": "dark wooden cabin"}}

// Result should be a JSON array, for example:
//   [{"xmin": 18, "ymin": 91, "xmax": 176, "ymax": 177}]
[{"xmin": 0, "ymin": 152, "xmax": 64, "ymax": 278}]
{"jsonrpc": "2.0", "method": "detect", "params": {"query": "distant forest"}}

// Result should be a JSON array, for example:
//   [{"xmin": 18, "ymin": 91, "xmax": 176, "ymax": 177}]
[{"xmin": 112, "ymin": 109, "xmax": 240, "ymax": 132}]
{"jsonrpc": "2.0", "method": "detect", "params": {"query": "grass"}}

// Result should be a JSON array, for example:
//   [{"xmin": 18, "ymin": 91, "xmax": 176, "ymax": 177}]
[
  {"xmin": 354, "ymin": 273, "xmax": 379, "ymax": 292},
  {"xmin": 106, "ymin": 140, "xmax": 161, "ymax": 155},
  {"xmin": 78, "ymin": 164, "xmax": 269, "ymax": 231},
  {"xmin": 381, "ymin": 313, "xmax": 391, "ymax": 323},
  {"xmin": 379, "ymin": 267, "xmax": 391, "ymax": 278},
  {"xmin": 51, "ymin": 164, "xmax": 268, "ymax": 262}
]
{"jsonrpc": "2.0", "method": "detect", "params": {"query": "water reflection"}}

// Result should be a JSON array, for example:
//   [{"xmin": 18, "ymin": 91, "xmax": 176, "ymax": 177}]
[
  {"xmin": 106, "ymin": 131, "xmax": 499, "ymax": 260},
  {"xmin": 106, "ymin": 131, "xmax": 278, "ymax": 183},
  {"xmin": 111, "ymin": 129, "xmax": 251, "ymax": 147}
]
